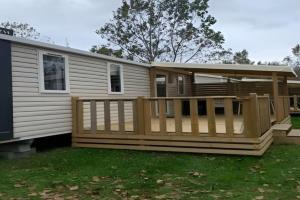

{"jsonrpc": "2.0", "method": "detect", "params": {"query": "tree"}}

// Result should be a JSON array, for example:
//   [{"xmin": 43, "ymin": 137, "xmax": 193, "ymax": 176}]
[
  {"xmin": 95, "ymin": 0, "xmax": 226, "ymax": 63},
  {"xmin": 90, "ymin": 45, "xmax": 125, "ymax": 58},
  {"xmin": 284, "ymin": 43, "xmax": 300, "ymax": 79},
  {"xmin": 233, "ymin": 49, "xmax": 253, "ymax": 64},
  {"xmin": 1, "ymin": 21, "xmax": 40, "ymax": 39},
  {"xmin": 292, "ymin": 44, "xmax": 300, "ymax": 57},
  {"xmin": 257, "ymin": 61, "xmax": 283, "ymax": 66}
]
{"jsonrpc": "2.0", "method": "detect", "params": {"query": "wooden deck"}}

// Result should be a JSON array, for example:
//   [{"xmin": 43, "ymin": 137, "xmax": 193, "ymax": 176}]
[{"xmin": 71, "ymin": 94, "xmax": 285, "ymax": 156}]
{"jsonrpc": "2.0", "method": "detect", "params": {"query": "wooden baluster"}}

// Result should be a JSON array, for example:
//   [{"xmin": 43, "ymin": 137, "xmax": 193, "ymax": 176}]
[
  {"xmin": 144, "ymin": 99, "xmax": 152, "ymax": 134},
  {"xmin": 159, "ymin": 99, "xmax": 166, "ymax": 134},
  {"xmin": 224, "ymin": 98, "xmax": 234, "ymax": 136},
  {"xmin": 118, "ymin": 100, "xmax": 125, "ymax": 133},
  {"xmin": 104, "ymin": 100, "xmax": 111, "ymax": 133},
  {"xmin": 206, "ymin": 98, "xmax": 216, "ymax": 136},
  {"xmin": 190, "ymin": 99, "xmax": 199, "ymax": 135},
  {"xmin": 174, "ymin": 99, "xmax": 182, "ymax": 134},
  {"xmin": 90, "ymin": 100, "xmax": 97, "ymax": 134}
]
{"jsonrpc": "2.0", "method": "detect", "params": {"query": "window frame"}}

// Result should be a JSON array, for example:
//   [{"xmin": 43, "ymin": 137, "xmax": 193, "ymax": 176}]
[
  {"xmin": 177, "ymin": 74, "xmax": 185, "ymax": 95},
  {"xmin": 107, "ymin": 62, "xmax": 124, "ymax": 94},
  {"xmin": 38, "ymin": 50, "xmax": 70, "ymax": 94}
]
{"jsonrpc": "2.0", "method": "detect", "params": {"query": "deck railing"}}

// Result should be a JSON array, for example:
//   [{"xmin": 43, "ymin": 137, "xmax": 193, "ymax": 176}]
[
  {"xmin": 276, "ymin": 96, "xmax": 290, "ymax": 121},
  {"xmin": 72, "ymin": 93, "xmax": 272, "ymax": 139}
]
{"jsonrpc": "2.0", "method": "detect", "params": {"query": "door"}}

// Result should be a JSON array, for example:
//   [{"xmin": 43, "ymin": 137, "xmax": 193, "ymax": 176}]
[{"xmin": 156, "ymin": 74, "xmax": 171, "ymax": 115}]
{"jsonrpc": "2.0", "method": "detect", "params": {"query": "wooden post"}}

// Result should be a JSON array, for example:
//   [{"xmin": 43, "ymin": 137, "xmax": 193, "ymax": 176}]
[
  {"xmin": 174, "ymin": 99, "xmax": 182, "ymax": 134},
  {"xmin": 118, "ymin": 100, "xmax": 125, "ymax": 133},
  {"xmin": 72, "ymin": 97, "xmax": 79, "ymax": 137},
  {"xmin": 248, "ymin": 93, "xmax": 261, "ymax": 137},
  {"xmin": 272, "ymin": 72, "xmax": 280, "ymax": 122},
  {"xmin": 158, "ymin": 99, "xmax": 167, "ymax": 134},
  {"xmin": 77, "ymin": 100, "xmax": 84, "ymax": 134},
  {"xmin": 149, "ymin": 68, "xmax": 157, "ymax": 116},
  {"xmin": 294, "ymin": 95, "xmax": 298, "ymax": 111},
  {"xmin": 143, "ymin": 99, "xmax": 152, "ymax": 134},
  {"xmin": 104, "ymin": 100, "xmax": 111, "ymax": 132},
  {"xmin": 264, "ymin": 94, "xmax": 271, "ymax": 128},
  {"xmin": 136, "ymin": 97, "xmax": 145, "ymax": 134},
  {"xmin": 224, "ymin": 98, "xmax": 234, "ymax": 136},
  {"xmin": 190, "ymin": 99, "xmax": 199, "ymax": 135},
  {"xmin": 206, "ymin": 98, "xmax": 216, "ymax": 136},
  {"xmin": 90, "ymin": 100, "xmax": 97, "ymax": 134},
  {"xmin": 283, "ymin": 76, "xmax": 289, "ymax": 95}
]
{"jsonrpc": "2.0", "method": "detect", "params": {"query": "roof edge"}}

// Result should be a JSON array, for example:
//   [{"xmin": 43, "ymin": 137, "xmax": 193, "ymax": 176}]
[
  {"xmin": 151, "ymin": 62, "xmax": 296, "ymax": 77},
  {"xmin": 0, "ymin": 34, "xmax": 151, "ymax": 68}
]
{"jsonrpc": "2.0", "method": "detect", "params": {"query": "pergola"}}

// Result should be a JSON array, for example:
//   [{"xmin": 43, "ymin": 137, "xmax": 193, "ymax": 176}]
[{"xmin": 150, "ymin": 62, "xmax": 296, "ymax": 122}]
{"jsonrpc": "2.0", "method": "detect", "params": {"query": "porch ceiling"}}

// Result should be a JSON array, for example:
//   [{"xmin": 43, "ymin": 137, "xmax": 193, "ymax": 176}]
[{"xmin": 151, "ymin": 62, "xmax": 296, "ymax": 78}]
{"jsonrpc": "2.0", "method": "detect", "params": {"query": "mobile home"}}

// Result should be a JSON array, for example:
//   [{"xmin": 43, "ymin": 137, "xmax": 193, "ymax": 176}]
[{"xmin": 0, "ymin": 34, "xmax": 151, "ymax": 143}]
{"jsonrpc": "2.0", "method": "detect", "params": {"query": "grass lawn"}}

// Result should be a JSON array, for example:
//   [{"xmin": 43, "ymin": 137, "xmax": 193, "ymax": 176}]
[
  {"xmin": 291, "ymin": 115, "xmax": 300, "ymax": 129},
  {"xmin": 1, "ymin": 146, "xmax": 300, "ymax": 200}
]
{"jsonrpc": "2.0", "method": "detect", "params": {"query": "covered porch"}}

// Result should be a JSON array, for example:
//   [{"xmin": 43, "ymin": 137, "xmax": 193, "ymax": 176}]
[{"xmin": 72, "ymin": 63, "xmax": 295, "ymax": 156}]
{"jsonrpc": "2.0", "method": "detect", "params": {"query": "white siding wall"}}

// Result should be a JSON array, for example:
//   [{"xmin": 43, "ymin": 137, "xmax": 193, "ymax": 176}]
[{"xmin": 11, "ymin": 44, "xmax": 150, "ymax": 139}]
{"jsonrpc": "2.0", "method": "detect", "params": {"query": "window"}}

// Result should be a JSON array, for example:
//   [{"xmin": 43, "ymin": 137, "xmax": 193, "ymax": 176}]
[
  {"xmin": 39, "ymin": 51, "xmax": 69, "ymax": 93},
  {"xmin": 178, "ymin": 75, "xmax": 185, "ymax": 95},
  {"xmin": 107, "ymin": 63, "xmax": 124, "ymax": 94}
]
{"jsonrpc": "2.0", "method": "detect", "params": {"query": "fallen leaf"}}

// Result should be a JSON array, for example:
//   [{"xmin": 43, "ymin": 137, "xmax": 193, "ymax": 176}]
[
  {"xmin": 297, "ymin": 185, "xmax": 300, "ymax": 192},
  {"xmin": 155, "ymin": 194, "xmax": 167, "ymax": 199},
  {"xmin": 255, "ymin": 196, "xmax": 264, "ymax": 200},
  {"xmin": 14, "ymin": 184, "xmax": 22, "ymax": 188},
  {"xmin": 130, "ymin": 195, "xmax": 139, "ymax": 199},
  {"xmin": 92, "ymin": 176, "xmax": 100, "ymax": 182},
  {"xmin": 258, "ymin": 188, "xmax": 265, "ymax": 193},
  {"xmin": 263, "ymin": 184, "xmax": 269, "ymax": 187},
  {"xmin": 28, "ymin": 192, "xmax": 38, "ymax": 197},
  {"xmin": 69, "ymin": 185, "xmax": 79, "ymax": 191}
]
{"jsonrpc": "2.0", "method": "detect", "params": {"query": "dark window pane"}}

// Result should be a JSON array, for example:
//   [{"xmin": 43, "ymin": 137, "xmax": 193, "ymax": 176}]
[
  {"xmin": 43, "ymin": 54, "xmax": 66, "ymax": 91},
  {"xmin": 178, "ymin": 75, "xmax": 184, "ymax": 95},
  {"xmin": 110, "ymin": 64, "xmax": 121, "ymax": 92}
]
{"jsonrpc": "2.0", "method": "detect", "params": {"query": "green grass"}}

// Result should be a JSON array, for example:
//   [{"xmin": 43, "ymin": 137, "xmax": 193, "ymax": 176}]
[
  {"xmin": 1, "ymin": 146, "xmax": 300, "ymax": 200},
  {"xmin": 291, "ymin": 116, "xmax": 300, "ymax": 129}
]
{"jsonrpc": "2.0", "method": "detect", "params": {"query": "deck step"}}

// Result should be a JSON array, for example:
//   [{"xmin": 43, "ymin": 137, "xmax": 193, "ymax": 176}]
[
  {"xmin": 272, "ymin": 124, "xmax": 292, "ymax": 136},
  {"xmin": 73, "ymin": 130, "xmax": 273, "ymax": 156}
]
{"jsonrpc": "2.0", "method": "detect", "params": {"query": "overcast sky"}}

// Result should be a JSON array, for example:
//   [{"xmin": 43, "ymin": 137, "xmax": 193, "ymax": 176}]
[{"xmin": 0, "ymin": 0, "xmax": 299, "ymax": 62}]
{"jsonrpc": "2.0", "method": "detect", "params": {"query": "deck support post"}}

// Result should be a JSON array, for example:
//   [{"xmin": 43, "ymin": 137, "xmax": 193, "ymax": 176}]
[
  {"xmin": 283, "ymin": 76, "xmax": 288, "ymax": 95},
  {"xmin": 272, "ymin": 72, "xmax": 280, "ymax": 122},
  {"xmin": 149, "ymin": 68, "xmax": 157, "ymax": 116}
]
